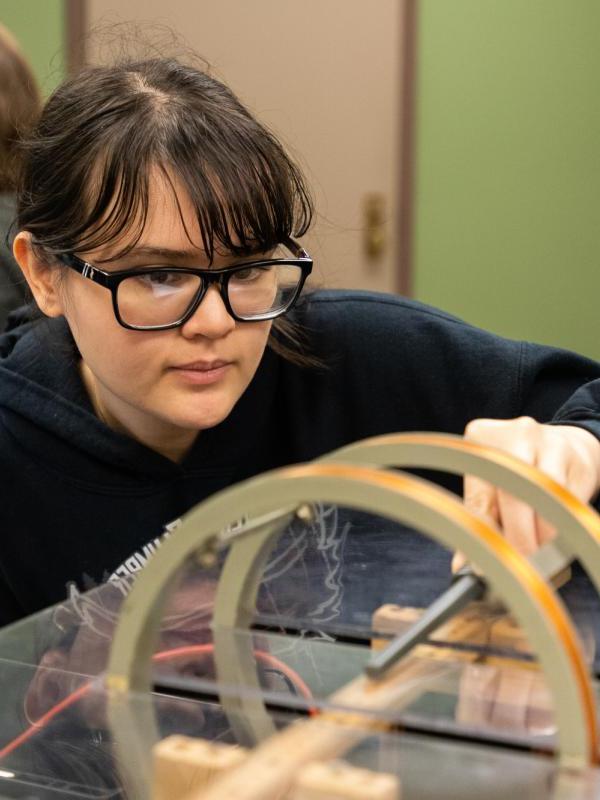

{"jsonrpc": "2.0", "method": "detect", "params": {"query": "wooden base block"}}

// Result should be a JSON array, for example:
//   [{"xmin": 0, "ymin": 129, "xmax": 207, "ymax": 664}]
[
  {"xmin": 372, "ymin": 605, "xmax": 555, "ymax": 734},
  {"xmin": 153, "ymin": 735, "xmax": 247, "ymax": 800},
  {"xmin": 290, "ymin": 760, "xmax": 400, "ymax": 800},
  {"xmin": 372, "ymin": 603, "xmax": 535, "ymax": 666}
]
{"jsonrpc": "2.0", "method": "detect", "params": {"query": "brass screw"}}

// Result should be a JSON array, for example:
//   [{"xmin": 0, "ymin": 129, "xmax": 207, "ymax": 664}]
[
  {"xmin": 295, "ymin": 503, "xmax": 316, "ymax": 524},
  {"xmin": 198, "ymin": 551, "xmax": 217, "ymax": 569},
  {"xmin": 196, "ymin": 538, "xmax": 218, "ymax": 569}
]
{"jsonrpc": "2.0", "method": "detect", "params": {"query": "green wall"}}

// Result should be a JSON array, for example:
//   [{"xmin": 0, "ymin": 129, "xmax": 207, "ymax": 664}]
[
  {"xmin": 0, "ymin": 0, "xmax": 65, "ymax": 95},
  {"xmin": 413, "ymin": 0, "xmax": 600, "ymax": 360}
]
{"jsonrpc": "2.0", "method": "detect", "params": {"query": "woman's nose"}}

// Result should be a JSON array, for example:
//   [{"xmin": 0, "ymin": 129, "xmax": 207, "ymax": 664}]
[{"xmin": 180, "ymin": 285, "xmax": 236, "ymax": 339}]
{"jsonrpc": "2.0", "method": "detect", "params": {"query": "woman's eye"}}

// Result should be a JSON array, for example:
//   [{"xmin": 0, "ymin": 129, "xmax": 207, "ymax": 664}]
[
  {"xmin": 149, "ymin": 272, "xmax": 178, "ymax": 285},
  {"xmin": 233, "ymin": 266, "xmax": 268, "ymax": 282},
  {"xmin": 138, "ymin": 271, "xmax": 184, "ymax": 289}
]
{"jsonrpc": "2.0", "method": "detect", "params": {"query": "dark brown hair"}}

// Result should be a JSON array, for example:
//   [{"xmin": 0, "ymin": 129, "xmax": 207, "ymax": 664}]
[
  {"xmin": 0, "ymin": 24, "xmax": 41, "ymax": 192},
  {"xmin": 17, "ymin": 57, "xmax": 318, "ymax": 363}
]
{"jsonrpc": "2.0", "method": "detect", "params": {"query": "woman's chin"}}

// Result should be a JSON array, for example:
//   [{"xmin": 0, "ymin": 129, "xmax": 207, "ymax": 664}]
[{"xmin": 169, "ymin": 403, "xmax": 235, "ymax": 433}]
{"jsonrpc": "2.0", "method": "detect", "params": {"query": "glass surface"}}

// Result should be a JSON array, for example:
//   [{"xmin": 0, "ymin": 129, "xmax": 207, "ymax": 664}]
[
  {"xmin": 0, "ymin": 504, "xmax": 597, "ymax": 798},
  {"xmin": 0, "ymin": 617, "xmax": 594, "ymax": 799}
]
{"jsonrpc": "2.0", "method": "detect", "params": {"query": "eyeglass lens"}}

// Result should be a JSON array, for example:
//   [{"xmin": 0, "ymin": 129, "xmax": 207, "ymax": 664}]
[{"xmin": 116, "ymin": 262, "xmax": 303, "ymax": 328}]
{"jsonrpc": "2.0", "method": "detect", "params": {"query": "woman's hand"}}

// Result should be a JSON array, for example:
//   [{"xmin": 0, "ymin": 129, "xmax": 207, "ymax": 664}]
[{"xmin": 455, "ymin": 417, "xmax": 600, "ymax": 564}]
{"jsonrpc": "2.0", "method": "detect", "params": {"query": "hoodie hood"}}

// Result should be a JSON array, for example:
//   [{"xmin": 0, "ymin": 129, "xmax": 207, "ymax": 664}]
[{"xmin": 0, "ymin": 315, "xmax": 280, "ymax": 486}]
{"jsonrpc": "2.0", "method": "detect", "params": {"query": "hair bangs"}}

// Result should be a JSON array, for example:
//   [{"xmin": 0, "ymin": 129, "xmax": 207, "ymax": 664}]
[
  {"xmin": 72, "ymin": 153, "xmax": 152, "ymax": 259},
  {"xmin": 158, "ymin": 110, "xmax": 313, "ymax": 263},
  {"xmin": 20, "ymin": 96, "xmax": 160, "ymax": 259},
  {"xmin": 18, "ymin": 55, "xmax": 313, "ymax": 259}
]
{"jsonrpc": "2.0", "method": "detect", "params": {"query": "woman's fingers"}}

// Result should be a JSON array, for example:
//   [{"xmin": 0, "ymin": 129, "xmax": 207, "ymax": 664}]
[
  {"xmin": 452, "ymin": 475, "xmax": 499, "ymax": 571},
  {"xmin": 463, "ymin": 417, "xmax": 542, "ymax": 554},
  {"xmin": 495, "ymin": 487, "xmax": 540, "ymax": 555},
  {"xmin": 462, "ymin": 417, "xmax": 600, "ymax": 556}
]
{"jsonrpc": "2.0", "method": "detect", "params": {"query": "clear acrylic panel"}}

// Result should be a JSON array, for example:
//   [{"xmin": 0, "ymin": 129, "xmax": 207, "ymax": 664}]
[{"xmin": 0, "ymin": 503, "xmax": 597, "ymax": 798}]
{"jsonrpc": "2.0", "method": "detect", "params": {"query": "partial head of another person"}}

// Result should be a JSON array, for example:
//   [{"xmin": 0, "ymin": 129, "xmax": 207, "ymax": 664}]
[{"xmin": 0, "ymin": 23, "xmax": 41, "ymax": 193}]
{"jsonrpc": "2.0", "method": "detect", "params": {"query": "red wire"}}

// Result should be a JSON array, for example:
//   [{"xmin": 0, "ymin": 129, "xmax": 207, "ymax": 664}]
[
  {"xmin": 0, "ymin": 643, "xmax": 315, "ymax": 761},
  {"xmin": 152, "ymin": 644, "xmax": 315, "ymax": 704},
  {"xmin": 0, "ymin": 681, "xmax": 92, "ymax": 761}
]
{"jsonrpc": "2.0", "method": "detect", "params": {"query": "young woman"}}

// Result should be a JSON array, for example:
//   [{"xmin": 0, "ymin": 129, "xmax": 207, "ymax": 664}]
[{"xmin": 2, "ymin": 56, "xmax": 600, "ymax": 626}]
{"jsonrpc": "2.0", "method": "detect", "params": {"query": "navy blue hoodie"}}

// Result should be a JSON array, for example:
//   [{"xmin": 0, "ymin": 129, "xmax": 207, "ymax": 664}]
[{"xmin": 0, "ymin": 290, "xmax": 598, "ymax": 626}]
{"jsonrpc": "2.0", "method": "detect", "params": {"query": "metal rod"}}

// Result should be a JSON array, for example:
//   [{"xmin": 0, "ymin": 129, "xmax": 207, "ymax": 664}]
[{"xmin": 365, "ymin": 569, "xmax": 487, "ymax": 679}]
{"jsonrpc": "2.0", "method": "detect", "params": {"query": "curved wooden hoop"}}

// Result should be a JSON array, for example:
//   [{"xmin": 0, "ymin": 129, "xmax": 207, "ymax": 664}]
[
  {"xmin": 213, "ymin": 432, "xmax": 600, "ymax": 736},
  {"xmin": 217, "ymin": 432, "xmax": 600, "ymax": 643},
  {"xmin": 326, "ymin": 432, "xmax": 600, "ymax": 586},
  {"xmin": 106, "ymin": 462, "xmax": 598, "ymax": 798}
]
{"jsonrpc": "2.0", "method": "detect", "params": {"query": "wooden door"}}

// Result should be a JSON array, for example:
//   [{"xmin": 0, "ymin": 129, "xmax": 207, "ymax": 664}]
[{"xmin": 86, "ymin": 0, "xmax": 409, "ymax": 293}]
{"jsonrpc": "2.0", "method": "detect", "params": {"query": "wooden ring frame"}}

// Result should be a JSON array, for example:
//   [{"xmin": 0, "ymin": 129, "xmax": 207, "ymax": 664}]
[
  {"xmin": 213, "ymin": 432, "xmax": 600, "ymax": 745},
  {"xmin": 105, "ymin": 450, "xmax": 599, "ymax": 798},
  {"xmin": 325, "ymin": 432, "xmax": 600, "ymax": 586}
]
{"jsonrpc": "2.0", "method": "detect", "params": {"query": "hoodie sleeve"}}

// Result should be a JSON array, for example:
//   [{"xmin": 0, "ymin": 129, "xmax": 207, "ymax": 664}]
[
  {"xmin": 551, "ymin": 379, "xmax": 600, "ymax": 442},
  {"xmin": 288, "ymin": 292, "xmax": 600, "ymax": 445},
  {"xmin": 510, "ymin": 341, "xmax": 600, "ymax": 425}
]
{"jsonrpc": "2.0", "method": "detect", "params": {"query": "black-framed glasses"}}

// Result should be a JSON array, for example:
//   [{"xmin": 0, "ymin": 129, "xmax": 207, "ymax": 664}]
[{"xmin": 56, "ymin": 239, "xmax": 312, "ymax": 331}]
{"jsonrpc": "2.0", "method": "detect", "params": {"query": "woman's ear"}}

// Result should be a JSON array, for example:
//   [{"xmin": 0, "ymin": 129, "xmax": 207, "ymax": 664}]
[{"xmin": 13, "ymin": 231, "xmax": 65, "ymax": 317}]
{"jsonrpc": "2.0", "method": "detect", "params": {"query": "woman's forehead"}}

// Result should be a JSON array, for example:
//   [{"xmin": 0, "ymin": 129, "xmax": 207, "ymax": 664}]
[
  {"xmin": 84, "ymin": 168, "xmax": 207, "ymax": 262},
  {"xmin": 81, "ymin": 164, "xmax": 272, "ymax": 264}
]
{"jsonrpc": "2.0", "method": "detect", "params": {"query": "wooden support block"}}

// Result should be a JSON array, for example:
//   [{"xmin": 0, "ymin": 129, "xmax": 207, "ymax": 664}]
[
  {"xmin": 290, "ymin": 760, "xmax": 400, "ymax": 800},
  {"xmin": 371, "ymin": 603, "xmax": 492, "ymax": 663},
  {"xmin": 372, "ymin": 604, "xmax": 421, "ymax": 635},
  {"xmin": 371, "ymin": 603, "xmax": 537, "ymax": 667},
  {"xmin": 153, "ymin": 735, "xmax": 247, "ymax": 800},
  {"xmin": 372, "ymin": 605, "xmax": 553, "ymax": 733}
]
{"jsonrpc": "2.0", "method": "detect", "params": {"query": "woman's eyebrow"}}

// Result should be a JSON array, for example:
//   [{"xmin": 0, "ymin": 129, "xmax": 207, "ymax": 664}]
[
  {"xmin": 121, "ymin": 246, "xmax": 203, "ymax": 260},
  {"xmin": 100, "ymin": 245, "xmax": 267, "ymax": 265}
]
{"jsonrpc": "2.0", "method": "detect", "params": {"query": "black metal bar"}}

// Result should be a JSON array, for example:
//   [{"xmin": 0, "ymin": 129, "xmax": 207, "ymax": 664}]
[{"xmin": 365, "ymin": 569, "xmax": 487, "ymax": 679}]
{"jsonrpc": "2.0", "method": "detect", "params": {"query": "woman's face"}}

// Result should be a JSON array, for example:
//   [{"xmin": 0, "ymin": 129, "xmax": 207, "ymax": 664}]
[{"xmin": 50, "ymin": 171, "xmax": 273, "ymax": 458}]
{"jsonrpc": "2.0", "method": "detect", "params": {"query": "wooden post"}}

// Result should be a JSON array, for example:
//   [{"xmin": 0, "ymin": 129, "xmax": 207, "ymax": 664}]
[
  {"xmin": 290, "ymin": 760, "xmax": 400, "ymax": 799},
  {"xmin": 153, "ymin": 735, "xmax": 247, "ymax": 800}
]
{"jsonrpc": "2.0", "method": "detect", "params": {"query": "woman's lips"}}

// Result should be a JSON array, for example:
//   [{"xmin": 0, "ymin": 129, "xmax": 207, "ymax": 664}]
[{"xmin": 170, "ymin": 360, "xmax": 232, "ymax": 385}]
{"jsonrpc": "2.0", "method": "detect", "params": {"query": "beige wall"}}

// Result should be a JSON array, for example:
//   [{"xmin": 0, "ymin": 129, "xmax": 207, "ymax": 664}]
[{"xmin": 87, "ymin": 0, "xmax": 404, "ymax": 292}]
